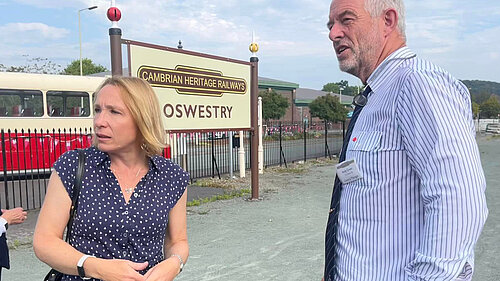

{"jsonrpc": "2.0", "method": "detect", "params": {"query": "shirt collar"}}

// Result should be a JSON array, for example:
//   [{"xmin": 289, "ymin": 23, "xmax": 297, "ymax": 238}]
[
  {"xmin": 89, "ymin": 146, "xmax": 161, "ymax": 170},
  {"xmin": 366, "ymin": 46, "xmax": 416, "ymax": 95}
]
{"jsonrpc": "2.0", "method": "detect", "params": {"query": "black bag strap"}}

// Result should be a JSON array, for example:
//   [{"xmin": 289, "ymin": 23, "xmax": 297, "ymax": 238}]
[{"xmin": 64, "ymin": 149, "xmax": 86, "ymax": 243}]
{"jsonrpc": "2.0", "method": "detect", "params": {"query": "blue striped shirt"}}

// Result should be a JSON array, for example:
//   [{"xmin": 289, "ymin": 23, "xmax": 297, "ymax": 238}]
[{"xmin": 333, "ymin": 47, "xmax": 488, "ymax": 281}]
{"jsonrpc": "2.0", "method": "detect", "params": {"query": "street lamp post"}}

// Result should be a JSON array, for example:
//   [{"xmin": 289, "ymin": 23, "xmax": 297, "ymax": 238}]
[
  {"xmin": 339, "ymin": 85, "xmax": 345, "ymax": 104},
  {"xmin": 79, "ymin": 5, "xmax": 98, "ymax": 76}
]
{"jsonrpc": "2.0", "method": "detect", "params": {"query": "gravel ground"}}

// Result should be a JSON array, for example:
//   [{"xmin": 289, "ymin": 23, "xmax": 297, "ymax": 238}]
[{"xmin": 3, "ymin": 136, "xmax": 500, "ymax": 280}]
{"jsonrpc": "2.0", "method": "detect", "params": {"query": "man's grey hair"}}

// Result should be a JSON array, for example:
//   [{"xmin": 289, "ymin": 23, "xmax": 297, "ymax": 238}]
[{"xmin": 365, "ymin": 0, "xmax": 406, "ymax": 40}]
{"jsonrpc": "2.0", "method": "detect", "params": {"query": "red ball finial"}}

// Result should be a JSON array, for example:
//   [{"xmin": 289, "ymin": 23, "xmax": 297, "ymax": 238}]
[{"xmin": 107, "ymin": 7, "xmax": 121, "ymax": 22}]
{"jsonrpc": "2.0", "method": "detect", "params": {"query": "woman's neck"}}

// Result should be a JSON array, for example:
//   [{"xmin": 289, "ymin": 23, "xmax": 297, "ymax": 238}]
[{"xmin": 109, "ymin": 148, "xmax": 148, "ymax": 171}]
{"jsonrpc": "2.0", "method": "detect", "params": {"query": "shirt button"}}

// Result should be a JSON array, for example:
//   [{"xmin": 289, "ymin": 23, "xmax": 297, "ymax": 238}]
[
  {"xmin": 329, "ymin": 208, "xmax": 334, "ymax": 214},
  {"xmin": 122, "ymin": 250, "xmax": 128, "ymax": 256},
  {"xmin": 123, "ymin": 211, "xmax": 128, "ymax": 215},
  {"xmin": 134, "ymin": 193, "xmax": 138, "ymax": 198},
  {"xmin": 123, "ymin": 233, "xmax": 128, "ymax": 237}
]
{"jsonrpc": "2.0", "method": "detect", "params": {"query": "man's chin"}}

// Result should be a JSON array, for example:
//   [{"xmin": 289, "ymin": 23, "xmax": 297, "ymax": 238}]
[{"xmin": 338, "ymin": 61, "xmax": 357, "ymax": 75}]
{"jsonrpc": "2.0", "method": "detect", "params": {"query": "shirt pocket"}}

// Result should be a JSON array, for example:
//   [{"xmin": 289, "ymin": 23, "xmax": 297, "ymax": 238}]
[
  {"xmin": 349, "ymin": 131, "xmax": 382, "ymax": 152},
  {"xmin": 345, "ymin": 131, "xmax": 382, "ymax": 188}
]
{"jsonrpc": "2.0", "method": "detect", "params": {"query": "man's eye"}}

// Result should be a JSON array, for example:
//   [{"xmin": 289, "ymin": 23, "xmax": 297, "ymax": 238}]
[
  {"xmin": 111, "ymin": 110, "xmax": 121, "ymax": 114},
  {"xmin": 94, "ymin": 108, "xmax": 101, "ymax": 113},
  {"xmin": 342, "ymin": 18, "xmax": 354, "ymax": 24}
]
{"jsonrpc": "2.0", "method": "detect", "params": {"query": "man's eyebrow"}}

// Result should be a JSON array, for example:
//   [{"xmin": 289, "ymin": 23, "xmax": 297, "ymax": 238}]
[
  {"xmin": 327, "ymin": 10, "xmax": 358, "ymax": 28},
  {"xmin": 338, "ymin": 10, "xmax": 357, "ymax": 19}
]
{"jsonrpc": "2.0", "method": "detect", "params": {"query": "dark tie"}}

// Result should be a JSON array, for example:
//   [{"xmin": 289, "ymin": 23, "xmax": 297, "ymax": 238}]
[{"xmin": 324, "ymin": 86, "xmax": 371, "ymax": 280}]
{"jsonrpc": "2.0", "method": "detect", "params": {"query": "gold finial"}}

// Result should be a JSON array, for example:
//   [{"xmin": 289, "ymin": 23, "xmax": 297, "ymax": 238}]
[
  {"xmin": 250, "ymin": 31, "xmax": 259, "ymax": 56},
  {"xmin": 249, "ymin": 42, "xmax": 259, "ymax": 53}
]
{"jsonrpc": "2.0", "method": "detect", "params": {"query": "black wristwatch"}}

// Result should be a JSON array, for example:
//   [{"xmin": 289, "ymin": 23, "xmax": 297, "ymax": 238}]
[{"xmin": 77, "ymin": 255, "xmax": 92, "ymax": 280}]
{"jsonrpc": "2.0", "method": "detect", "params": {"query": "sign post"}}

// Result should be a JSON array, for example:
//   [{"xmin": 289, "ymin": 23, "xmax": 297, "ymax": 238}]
[
  {"xmin": 108, "ymin": 1, "xmax": 122, "ymax": 76},
  {"xmin": 249, "ymin": 39, "xmax": 259, "ymax": 200}
]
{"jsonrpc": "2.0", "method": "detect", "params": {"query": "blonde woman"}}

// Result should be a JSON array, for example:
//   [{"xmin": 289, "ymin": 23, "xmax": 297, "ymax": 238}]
[{"xmin": 34, "ymin": 77, "xmax": 189, "ymax": 281}]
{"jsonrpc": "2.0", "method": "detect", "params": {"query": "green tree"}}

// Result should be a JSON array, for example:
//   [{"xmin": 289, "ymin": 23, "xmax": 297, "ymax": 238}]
[
  {"xmin": 322, "ymin": 83, "xmax": 340, "ymax": 94},
  {"xmin": 63, "ymin": 58, "xmax": 108, "ymax": 76},
  {"xmin": 480, "ymin": 96, "xmax": 500, "ymax": 118},
  {"xmin": 1, "ymin": 56, "xmax": 62, "ymax": 74},
  {"xmin": 472, "ymin": 101, "xmax": 480, "ymax": 118},
  {"xmin": 321, "ymin": 80, "xmax": 359, "ymax": 96},
  {"xmin": 259, "ymin": 89, "xmax": 289, "ymax": 121},
  {"xmin": 462, "ymin": 80, "xmax": 500, "ymax": 97},
  {"xmin": 473, "ymin": 91, "xmax": 493, "ymax": 104},
  {"xmin": 309, "ymin": 94, "xmax": 348, "ymax": 122}
]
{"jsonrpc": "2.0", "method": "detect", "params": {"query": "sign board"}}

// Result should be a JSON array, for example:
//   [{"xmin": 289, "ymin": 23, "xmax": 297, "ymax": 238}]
[{"xmin": 127, "ymin": 40, "xmax": 252, "ymax": 132}]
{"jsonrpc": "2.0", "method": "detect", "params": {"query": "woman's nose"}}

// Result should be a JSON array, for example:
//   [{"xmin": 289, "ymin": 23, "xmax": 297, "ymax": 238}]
[{"xmin": 93, "ymin": 111, "xmax": 107, "ymax": 127}]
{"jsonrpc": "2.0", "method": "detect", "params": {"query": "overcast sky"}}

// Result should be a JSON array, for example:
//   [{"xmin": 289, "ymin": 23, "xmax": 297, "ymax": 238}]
[{"xmin": 1, "ymin": 0, "xmax": 499, "ymax": 89}]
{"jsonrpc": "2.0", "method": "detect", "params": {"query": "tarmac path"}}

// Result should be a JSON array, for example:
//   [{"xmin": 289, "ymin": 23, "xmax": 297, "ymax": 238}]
[{"xmin": 3, "ymin": 135, "xmax": 499, "ymax": 280}]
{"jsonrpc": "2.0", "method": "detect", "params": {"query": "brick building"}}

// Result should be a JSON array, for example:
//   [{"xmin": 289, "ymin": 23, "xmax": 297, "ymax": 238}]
[{"xmin": 258, "ymin": 77, "xmax": 353, "ymax": 123}]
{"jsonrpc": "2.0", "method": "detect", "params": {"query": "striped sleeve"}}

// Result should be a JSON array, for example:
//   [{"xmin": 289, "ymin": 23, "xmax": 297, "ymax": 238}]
[{"xmin": 395, "ymin": 67, "xmax": 488, "ymax": 281}]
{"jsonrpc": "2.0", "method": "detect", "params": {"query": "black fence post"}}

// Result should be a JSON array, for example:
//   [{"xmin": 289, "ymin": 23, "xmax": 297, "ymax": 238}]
[
  {"xmin": 324, "ymin": 120, "xmax": 328, "ymax": 158},
  {"xmin": 342, "ymin": 120, "xmax": 346, "ymax": 140},
  {"xmin": 303, "ymin": 121, "xmax": 307, "ymax": 162},
  {"xmin": 279, "ymin": 122, "xmax": 283, "ymax": 167},
  {"xmin": 1, "ymin": 130, "xmax": 9, "ymax": 209},
  {"xmin": 211, "ymin": 132, "xmax": 214, "ymax": 178}
]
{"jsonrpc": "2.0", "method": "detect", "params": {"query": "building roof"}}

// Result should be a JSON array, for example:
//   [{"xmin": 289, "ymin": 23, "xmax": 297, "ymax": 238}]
[
  {"xmin": 295, "ymin": 88, "xmax": 353, "ymax": 105},
  {"xmin": 258, "ymin": 76, "xmax": 299, "ymax": 90}
]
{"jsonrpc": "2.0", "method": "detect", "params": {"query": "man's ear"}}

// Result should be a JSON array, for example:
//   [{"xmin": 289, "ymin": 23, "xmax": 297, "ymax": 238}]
[{"xmin": 383, "ymin": 8, "xmax": 398, "ymax": 37}]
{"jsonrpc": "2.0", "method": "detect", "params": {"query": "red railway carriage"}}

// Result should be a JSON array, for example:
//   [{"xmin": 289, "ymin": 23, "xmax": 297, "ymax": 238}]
[{"xmin": 0, "ymin": 72, "xmax": 170, "ymax": 176}]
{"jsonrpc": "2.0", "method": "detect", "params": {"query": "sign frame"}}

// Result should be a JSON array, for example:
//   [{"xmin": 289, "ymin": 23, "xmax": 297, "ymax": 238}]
[{"xmin": 123, "ymin": 39, "xmax": 253, "ymax": 133}]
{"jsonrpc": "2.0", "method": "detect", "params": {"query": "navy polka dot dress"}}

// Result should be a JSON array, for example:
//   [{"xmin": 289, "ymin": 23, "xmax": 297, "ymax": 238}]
[{"xmin": 53, "ymin": 147, "xmax": 189, "ymax": 281}]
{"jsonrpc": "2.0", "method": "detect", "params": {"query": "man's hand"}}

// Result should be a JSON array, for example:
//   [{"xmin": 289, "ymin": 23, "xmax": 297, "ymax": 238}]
[{"xmin": 1, "ymin": 207, "xmax": 27, "ymax": 225}]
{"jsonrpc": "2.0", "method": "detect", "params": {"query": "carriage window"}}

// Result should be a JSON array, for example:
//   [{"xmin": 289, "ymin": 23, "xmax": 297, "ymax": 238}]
[
  {"xmin": 47, "ymin": 91, "xmax": 90, "ymax": 117},
  {"xmin": 0, "ymin": 89, "xmax": 43, "ymax": 117}
]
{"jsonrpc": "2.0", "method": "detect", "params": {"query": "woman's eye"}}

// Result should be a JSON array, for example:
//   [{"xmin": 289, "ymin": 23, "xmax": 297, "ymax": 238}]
[{"xmin": 111, "ymin": 110, "xmax": 121, "ymax": 114}]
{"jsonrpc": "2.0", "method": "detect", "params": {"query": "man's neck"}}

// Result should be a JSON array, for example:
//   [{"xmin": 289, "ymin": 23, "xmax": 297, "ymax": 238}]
[{"xmin": 360, "ymin": 35, "xmax": 406, "ymax": 84}]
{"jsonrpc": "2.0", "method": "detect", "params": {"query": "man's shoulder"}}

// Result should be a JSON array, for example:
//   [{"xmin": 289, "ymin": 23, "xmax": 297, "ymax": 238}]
[
  {"xmin": 401, "ymin": 56, "xmax": 454, "ymax": 81},
  {"xmin": 398, "ymin": 56, "xmax": 466, "ymax": 91}
]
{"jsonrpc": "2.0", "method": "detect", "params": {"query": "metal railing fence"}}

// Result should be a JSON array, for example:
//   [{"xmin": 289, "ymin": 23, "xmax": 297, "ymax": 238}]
[{"xmin": 1, "ymin": 120, "xmax": 344, "ymax": 210}]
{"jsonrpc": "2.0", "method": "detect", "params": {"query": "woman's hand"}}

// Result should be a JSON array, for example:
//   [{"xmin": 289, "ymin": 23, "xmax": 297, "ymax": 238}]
[
  {"xmin": 143, "ymin": 257, "xmax": 181, "ymax": 281},
  {"xmin": 86, "ymin": 258, "xmax": 148, "ymax": 281},
  {"xmin": 1, "ymin": 207, "xmax": 27, "ymax": 225}
]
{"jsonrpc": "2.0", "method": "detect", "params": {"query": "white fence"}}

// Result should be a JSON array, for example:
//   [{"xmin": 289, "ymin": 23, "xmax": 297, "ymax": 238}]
[{"xmin": 475, "ymin": 118, "xmax": 500, "ymax": 132}]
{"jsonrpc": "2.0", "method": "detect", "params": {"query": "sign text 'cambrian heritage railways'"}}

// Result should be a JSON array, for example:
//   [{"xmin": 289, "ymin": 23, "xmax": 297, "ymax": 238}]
[{"xmin": 138, "ymin": 65, "xmax": 247, "ymax": 97}]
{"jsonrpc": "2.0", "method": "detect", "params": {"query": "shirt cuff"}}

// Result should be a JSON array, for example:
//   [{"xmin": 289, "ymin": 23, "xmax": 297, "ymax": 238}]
[{"xmin": 0, "ymin": 217, "xmax": 7, "ymax": 234}]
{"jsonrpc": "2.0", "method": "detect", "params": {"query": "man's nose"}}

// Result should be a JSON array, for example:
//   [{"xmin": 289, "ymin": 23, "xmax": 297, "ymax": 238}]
[{"xmin": 329, "ymin": 23, "xmax": 343, "ymax": 42}]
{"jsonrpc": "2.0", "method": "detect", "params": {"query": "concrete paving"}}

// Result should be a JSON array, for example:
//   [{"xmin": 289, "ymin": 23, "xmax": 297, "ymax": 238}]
[{"xmin": 3, "ymin": 135, "xmax": 500, "ymax": 280}]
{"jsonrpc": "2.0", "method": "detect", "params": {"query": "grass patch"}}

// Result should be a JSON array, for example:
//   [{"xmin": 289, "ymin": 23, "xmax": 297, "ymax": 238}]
[
  {"xmin": 192, "ymin": 177, "xmax": 242, "ymax": 189},
  {"xmin": 187, "ymin": 189, "xmax": 251, "ymax": 207},
  {"xmin": 8, "ymin": 238, "xmax": 32, "ymax": 250},
  {"xmin": 271, "ymin": 166, "xmax": 308, "ymax": 174},
  {"xmin": 307, "ymin": 158, "xmax": 337, "ymax": 165},
  {"xmin": 265, "ymin": 157, "xmax": 337, "ymax": 174}
]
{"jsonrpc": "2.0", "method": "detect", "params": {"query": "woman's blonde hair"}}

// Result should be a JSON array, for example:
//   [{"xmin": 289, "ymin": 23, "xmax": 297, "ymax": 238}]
[{"xmin": 93, "ymin": 76, "xmax": 166, "ymax": 156}]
